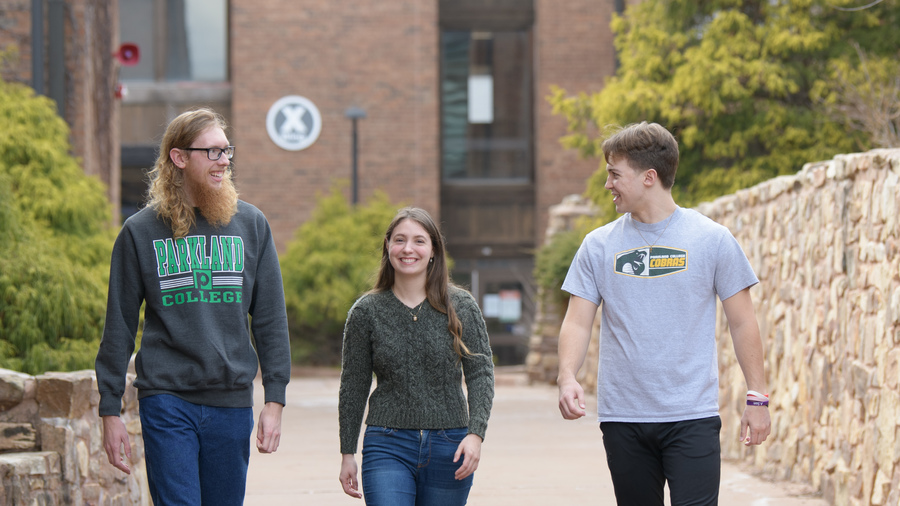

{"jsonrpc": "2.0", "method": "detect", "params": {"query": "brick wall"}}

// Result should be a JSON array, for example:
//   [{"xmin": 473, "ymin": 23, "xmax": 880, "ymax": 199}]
[
  {"xmin": 533, "ymin": 0, "xmax": 615, "ymax": 247},
  {"xmin": 231, "ymin": 0, "xmax": 440, "ymax": 250},
  {"xmin": 231, "ymin": 0, "xmax": 613, "ymax": 251}
]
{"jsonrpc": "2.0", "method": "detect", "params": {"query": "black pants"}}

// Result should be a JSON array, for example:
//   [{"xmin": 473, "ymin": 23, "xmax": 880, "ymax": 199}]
[{"xmin": 600, "ymin": 416, "xmax": 721, "ymax": 506}]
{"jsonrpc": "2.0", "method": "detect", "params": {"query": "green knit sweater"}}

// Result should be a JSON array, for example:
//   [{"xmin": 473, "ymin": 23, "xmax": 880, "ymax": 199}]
[{"xmin": 338, "ymin": 287, "xmax": 495, "ymax": 454}]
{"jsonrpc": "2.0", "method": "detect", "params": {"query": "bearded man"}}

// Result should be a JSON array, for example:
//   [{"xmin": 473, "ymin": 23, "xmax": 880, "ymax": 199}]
[{"xmin": 95, "ymin": 108, "xmax": 291, "ymax": 505}]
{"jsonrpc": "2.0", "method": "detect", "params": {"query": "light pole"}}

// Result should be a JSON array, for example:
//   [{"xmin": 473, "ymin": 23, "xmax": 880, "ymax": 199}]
[{"xmin": 344, "ymin": 106, "xmax": 367, "ymax": 205}]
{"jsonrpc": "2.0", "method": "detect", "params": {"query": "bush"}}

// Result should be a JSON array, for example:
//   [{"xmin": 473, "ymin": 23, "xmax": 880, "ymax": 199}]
[
  {"xmin": 0, "ymin": 75, "xmax": 114, "ymax": 374},
  {"xmin": 280, "ymin": 187, "xmax": 401, "ymax": 365},
  {"xmin": 532, "ymin": 212, "xmax": 606, "ymax": 314}
]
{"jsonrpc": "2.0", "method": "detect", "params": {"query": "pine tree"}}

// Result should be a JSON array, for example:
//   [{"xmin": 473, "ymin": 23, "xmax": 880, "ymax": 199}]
[{"xmin": 0, "ymin": 75, "xmax": 115, "ymax": 374}]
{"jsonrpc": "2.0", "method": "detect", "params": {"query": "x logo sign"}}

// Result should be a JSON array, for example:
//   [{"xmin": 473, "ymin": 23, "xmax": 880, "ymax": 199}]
[{"xmin": 279, "ymin": 105, "xmax": 308, "ymax": 137}]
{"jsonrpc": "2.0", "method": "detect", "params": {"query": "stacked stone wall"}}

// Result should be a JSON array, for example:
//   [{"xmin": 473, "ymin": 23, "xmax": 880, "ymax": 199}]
[
  {"xmin": 526, "ymin": 148, "xmax": 900, "ymax": 505},
  {"xmin": 0, "ymin": 367, "xmax": 147, "ymax": 505},
  {"xmin": 711, "ymin": 149, "xmax": 900, "ymax": 505}
]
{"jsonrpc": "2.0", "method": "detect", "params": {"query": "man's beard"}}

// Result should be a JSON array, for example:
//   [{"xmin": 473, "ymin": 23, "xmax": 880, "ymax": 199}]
[{"xmin": 187, "ymin": 171, "xmax": 239, "ymax": 227}]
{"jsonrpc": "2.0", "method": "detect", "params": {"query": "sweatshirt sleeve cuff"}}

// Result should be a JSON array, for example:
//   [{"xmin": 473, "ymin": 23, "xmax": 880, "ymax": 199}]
[
  {"xmin": 263, "ymin": 381, "xmax": 288, "ymax": 406},
  {"xmin": 98, "ymin": 395, "xmax": 123, "ymax": 417}
]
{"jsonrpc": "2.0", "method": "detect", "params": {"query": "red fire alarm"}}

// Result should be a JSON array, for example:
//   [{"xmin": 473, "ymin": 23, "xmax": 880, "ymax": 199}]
[{"xmin": 113, "ymin": 43, "xmax": 140, "ymax": 66}]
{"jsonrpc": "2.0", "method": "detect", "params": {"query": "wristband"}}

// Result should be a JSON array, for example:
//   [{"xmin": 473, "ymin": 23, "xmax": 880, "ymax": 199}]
[{"xmin": 746, "ymin": 390, "xmax": 769, "ymax": 407}]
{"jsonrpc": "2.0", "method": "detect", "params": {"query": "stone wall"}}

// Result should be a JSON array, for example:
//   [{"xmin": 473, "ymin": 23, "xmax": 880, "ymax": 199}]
[
  {"xmin": 710, "ymin": 148, "xmax": 900, "ymax": 505},
  {"xmin": 0, "ymin": 367, "xmax": 148, "ymax": 505},
  {"xmin": 525, "ymin": 194, "xmax": 600, "ymax": 391},
  {"xmin": 526, "ymin": 148, "xmax": 900, "ymax": 505}
]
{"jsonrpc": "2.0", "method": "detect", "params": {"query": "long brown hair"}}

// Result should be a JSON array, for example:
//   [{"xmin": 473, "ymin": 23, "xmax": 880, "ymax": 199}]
[
  {"xmin": 373, "ymin": 207, "xmax": 472, "ymax": 359},
  {"xmin": 146, "ymin": 108, "xmax": 233, "ymax": 238}
]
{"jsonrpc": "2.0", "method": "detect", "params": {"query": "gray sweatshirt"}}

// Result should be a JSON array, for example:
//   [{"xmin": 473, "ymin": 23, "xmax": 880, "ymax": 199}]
[
  {"xmin": 95, "ymin": 201, "xmax": 291, "ymax": 416},
  {"xmin": 338, "ymin": 287, "xmax": 494, "ymax": 454}
]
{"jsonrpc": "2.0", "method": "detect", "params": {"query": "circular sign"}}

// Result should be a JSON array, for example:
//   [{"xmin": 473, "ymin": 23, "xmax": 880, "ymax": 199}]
[{"xmin": 266, "ymin": 95, "xmax": 323, "ymax": 151}]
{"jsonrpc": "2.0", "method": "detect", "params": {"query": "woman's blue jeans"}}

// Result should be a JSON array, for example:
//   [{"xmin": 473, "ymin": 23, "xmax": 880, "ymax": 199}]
[
  {"xmin": 361, "ymin": 426, "xmax": 474, "ymax": 506},
  {"xmin": 139, "ymin": 394, "xmax": 254, "ymax": 506}
]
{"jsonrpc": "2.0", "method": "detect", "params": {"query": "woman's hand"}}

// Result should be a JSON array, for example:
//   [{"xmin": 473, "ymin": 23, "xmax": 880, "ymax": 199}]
[
  {"xmin": 453, "ymin": 433, "xmax": 483, "ymax": 480},
  {"xmin": 339, "ymin": 453, "xmax": 363, "ymax": 499}
]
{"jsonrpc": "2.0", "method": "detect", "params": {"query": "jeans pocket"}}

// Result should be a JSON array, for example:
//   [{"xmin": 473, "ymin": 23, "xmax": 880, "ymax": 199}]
[{"xmin": 437, "ymin": 427, "xmax": 468, "ymax": 444}]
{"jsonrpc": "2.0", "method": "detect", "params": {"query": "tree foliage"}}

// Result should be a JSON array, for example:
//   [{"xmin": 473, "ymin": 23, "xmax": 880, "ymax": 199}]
[
  {"xmin": 549, "ymin": 0, "xmax": 900, "ymax": 209},
  {"xmin": 0, "ymin": 75, "xmax": 115, "ymax": 374},
  {"xmin": 533, "ymin": 227, "xmax": 588, "ymax": 311},
  {"xmin": 539, "ymin": 0, "xmax": 900, "ymax": 297},
  {"xmin": 280, "ymin": 187, "xmax": 401, "ymax": 365},
  {"xmin": 812, "ymin": 41, "xmax": 900, "ymax": 149}
]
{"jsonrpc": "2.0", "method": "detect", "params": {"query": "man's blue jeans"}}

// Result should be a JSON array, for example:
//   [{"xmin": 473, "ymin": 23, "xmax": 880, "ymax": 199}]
[
  {"xmin": 361, "ymin": 426, "xmax": 474, "ymax": 506},
  {"xmin": 139, "ymin": 394, "xmax": 254, "ymax": 506}
]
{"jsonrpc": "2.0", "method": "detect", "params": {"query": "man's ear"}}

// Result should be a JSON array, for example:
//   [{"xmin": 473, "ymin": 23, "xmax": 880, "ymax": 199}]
[
  {"xmin": 170, "ymin": 148, "xmax": 188, "ymax": 169},
  {"xmin": 643, "ymin": 168, "xmax": 658, "ymax": 187}
]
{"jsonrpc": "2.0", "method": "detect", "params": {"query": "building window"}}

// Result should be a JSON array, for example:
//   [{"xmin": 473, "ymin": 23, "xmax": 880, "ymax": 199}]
[
  {"xmin": 441, "ymin": 29, "xmax": 533, "ymax": 181},
  {"xmin": 119, "ymin": 0, "xmax": 228, "ymax": 82}
]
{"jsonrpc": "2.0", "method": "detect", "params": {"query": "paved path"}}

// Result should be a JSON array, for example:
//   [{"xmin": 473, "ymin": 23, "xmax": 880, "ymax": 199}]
[{"xmin": 246, "ymin": 368, "xmax": 827, "ymax": 505}]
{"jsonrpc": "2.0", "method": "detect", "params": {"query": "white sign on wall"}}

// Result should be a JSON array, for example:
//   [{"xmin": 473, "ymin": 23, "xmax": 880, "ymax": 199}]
[
  {"xmin": 468, "ymin": 75, "xmax": 493, "ymax": 124},
  {"xmin": 266, "ymin": 95, "xmax": 323, "ymax": 151}
]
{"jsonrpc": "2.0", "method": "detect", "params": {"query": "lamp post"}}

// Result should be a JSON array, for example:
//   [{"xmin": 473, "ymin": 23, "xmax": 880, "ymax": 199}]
[{"xmin": 344, "ymin": 106, "xmax": 367, "ymax": 205}]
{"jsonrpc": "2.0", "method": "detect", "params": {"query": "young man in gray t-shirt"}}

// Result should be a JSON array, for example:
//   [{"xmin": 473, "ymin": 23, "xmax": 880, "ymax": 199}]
[{"xmin": 557, "ymin": 122, "xmax": 771, "ymax": 506}]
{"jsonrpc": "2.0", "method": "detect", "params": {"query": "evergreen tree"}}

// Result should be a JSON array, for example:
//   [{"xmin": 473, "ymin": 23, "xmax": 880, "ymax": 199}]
[
  {"xmin": 280, "ymin": 187, "xmax": 400, "ymax": 365},
  {"xmin": 0, "ymin": 75, "xmax": 115, "ymax": 374}
]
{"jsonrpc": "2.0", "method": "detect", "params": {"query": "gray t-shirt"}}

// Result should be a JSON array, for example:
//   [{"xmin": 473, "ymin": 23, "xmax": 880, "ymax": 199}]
[{"xmin": 562, "ymin": 207, "xmax": 758, "ymax": 423}]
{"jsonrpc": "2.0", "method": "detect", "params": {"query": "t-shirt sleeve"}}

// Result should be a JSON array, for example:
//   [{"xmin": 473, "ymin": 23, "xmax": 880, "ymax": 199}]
[
  {"xmin": 714, "ymin": 230, "xmax": 759, "ymax": 301},
  {"xmin": 561, "ymin": 238, "xmax": 603, "ymax": 306}
]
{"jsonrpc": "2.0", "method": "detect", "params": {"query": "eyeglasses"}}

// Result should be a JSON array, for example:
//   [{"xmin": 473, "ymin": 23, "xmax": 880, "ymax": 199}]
[{"xmin": 181, "ymin": 146, "xmax": 235, "ymax": 161}]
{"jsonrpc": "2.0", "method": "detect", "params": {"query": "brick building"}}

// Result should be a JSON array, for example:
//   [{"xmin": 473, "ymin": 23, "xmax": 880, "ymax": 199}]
[{"xmin": 5, "ymin": 0, "xmax": 620, "ymax": 364}]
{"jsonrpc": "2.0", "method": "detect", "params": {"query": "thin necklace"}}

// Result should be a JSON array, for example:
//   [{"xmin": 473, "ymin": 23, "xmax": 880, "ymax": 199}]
[
  {"xmin": 632, "ymin": 211, "xmax": 674, "ymax": 256},
  {"xmin": 406, "ymin": 300, "xmax": 425, "ymax": 322}
]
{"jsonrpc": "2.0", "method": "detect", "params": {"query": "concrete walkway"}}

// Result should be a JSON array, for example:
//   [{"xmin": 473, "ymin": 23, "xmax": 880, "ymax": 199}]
[{"xmin": 245, "ymin": 368, "xmax": 827, "ymax": 505}]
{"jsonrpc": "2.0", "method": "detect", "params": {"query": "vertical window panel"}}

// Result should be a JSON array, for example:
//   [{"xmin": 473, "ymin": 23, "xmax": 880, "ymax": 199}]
[{"xmin": 440, "ymin": 30, "xmax": 532, "ymax": 181}]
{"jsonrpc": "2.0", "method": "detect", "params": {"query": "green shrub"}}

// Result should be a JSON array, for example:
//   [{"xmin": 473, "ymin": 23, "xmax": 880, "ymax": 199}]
[
  {"xmin": 0, "ymin": 75, "xmax": 114, "ymax": 374},
  {"xmin": 280, "ymin": 187, "xmax": 401, "ymax": 365},
  {"xmin": 533, "ymin": 229, "xmax": 584, "ymax": 311}
]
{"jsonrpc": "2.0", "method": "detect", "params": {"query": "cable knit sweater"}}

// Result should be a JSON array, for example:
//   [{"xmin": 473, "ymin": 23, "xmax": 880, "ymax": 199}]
[{"xmin": 338, "ymin": 287, "xmax": 494, "ymax": 454}]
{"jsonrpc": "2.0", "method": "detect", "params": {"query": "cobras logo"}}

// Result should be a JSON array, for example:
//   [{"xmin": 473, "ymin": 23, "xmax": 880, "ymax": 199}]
[{"xmin": 615, "ymin": 247, "xmax": 687, "ymax": 278}]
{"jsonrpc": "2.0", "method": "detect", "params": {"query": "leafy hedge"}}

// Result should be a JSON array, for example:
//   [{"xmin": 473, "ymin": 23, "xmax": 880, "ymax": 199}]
[
  {"xmin": 0, "ymin": 76, "xmax": 115, "ymax": 374},
  {"xmin": 280, "ymin": 187, "xmax": 401, "ymax": 365}
]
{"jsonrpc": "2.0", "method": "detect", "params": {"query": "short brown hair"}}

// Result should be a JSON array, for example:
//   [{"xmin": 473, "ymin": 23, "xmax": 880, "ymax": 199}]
[{"xmin": 601, "ymin": 122, "xmax": 679, "ymax": 189}]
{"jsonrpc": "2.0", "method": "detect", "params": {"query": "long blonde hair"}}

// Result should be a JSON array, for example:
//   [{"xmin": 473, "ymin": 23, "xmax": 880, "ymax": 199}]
[
  {"xmin": 373, "ymin": 207, "xmax": 472, "ymax": 359},
  {"xmin": 146, "ymin": 108, "xmax": 230, "ymax": 238}
]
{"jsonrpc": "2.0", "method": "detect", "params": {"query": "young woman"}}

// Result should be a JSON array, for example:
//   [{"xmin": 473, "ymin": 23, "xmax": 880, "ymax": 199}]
[{"xmin": 338, "ymin": 207, "xmax": 494, "ymax": 505}]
